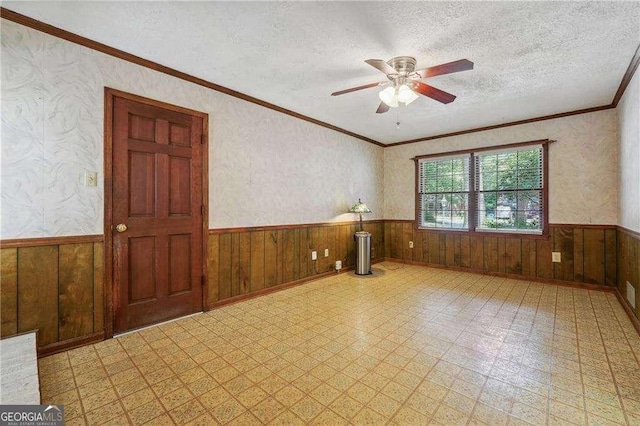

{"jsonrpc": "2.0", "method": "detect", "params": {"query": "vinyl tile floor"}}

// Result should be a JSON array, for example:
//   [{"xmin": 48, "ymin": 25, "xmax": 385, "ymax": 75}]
[{"xmin": 39, "ymin": 263, "xmax": 640, "ymax": 425}]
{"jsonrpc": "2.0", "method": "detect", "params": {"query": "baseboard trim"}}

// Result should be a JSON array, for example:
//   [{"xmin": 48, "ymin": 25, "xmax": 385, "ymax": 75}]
[
  {"xmin": 381, "ymin": 257, "xmax": 616, "ymax": 293},
  {"xmin": 37, "ymin": 331, "xmax": 105, "ymax": 358},
  {"xmin": 614, "ymin": 287, "xmax": 640, "ymax": 336}
]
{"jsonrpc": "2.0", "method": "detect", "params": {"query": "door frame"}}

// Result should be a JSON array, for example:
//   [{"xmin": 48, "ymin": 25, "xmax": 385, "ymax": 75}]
[{"xmin": 103, "ymin": 87, "xmax": 209, "ymax": 338}]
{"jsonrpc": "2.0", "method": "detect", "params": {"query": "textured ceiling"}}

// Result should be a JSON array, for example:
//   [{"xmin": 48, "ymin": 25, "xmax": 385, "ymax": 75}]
[{"xmin": 4, "ymin": 1, "xmax": 639, "ymax": 144}]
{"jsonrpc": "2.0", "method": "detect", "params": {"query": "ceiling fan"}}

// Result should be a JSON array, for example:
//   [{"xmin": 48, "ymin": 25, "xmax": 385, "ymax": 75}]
[{"xmin": 331, "ymin": 56, "xmax": 474, "ymax": 114}]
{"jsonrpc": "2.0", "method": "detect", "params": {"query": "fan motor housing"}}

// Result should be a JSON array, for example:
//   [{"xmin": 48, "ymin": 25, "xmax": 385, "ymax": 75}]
[{"xmin": 387, "ymin": 56, "xmax": 417, "ymax": 74}]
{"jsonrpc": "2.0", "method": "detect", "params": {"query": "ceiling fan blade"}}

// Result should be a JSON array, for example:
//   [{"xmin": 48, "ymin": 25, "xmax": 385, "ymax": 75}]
[
  {"xmin": 376, "ymin": 102, "xmax": 390, "ymax": 114},
  {"xmin": 331, "ymin": 81, "xmax": 386, "ymax": 96},
  {"xmin": 416, "ymin": 59, "xmax": 474, "ymax": 79},
  {"xmin": 412, "ymin": 81, "xmax": 456, "ymax": 104},
  {"xmin": 365, "ymin": 59, "xmax": 397, "ymax": 76}
]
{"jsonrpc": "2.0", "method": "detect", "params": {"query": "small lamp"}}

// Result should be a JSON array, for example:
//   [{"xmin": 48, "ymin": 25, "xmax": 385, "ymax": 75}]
[{"xmin": 349, "ymin": 199, "xmax": 372, "ymax": 231}]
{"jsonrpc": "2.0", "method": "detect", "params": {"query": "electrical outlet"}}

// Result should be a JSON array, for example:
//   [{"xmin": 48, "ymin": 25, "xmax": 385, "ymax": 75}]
[
  {"xmin": 84, "ymin": 171, "xmax": 98, "ymax": 187},
  {"xmin": 409, "ymin": 241, "xmax": 414, "ymax": 249},
  {"xmin": 335, "ymin": 260, "xmax": 342, "ymax": 271},
  {"xmin": 552, "ymin": 252, "xmax": 561, "ymax": 263},
  {"xmin": 311, "ymin": 251, "xmax": 317, "ymax": 261},
  {"xmin": 324, "ymin": 248, "xmax": 329, "ymax": 257}
]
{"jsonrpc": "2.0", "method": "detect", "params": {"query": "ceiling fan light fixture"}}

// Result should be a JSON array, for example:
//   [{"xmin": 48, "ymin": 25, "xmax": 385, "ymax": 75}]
[
  {"xmin": 397, "ymin": 84, "xmax": 418, "ymax": 104},
  {"xmin": 378, "ymin": 86, "xmax": 398, "ymax": 107}
]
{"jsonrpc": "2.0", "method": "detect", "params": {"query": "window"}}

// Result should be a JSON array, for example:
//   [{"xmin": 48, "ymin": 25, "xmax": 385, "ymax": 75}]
[
  {"xmin": 416, "ymin": 140, "xmax": 548, "ymax": 235},
  {"xmin": 418, "ymin": 154, "xmax": 471, "ymax": 229}
]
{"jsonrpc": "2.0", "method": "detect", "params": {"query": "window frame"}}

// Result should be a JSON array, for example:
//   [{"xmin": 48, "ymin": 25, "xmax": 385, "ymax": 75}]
[{"xmin": 413, "ymin": 139, "xmax": 551, "ymax": 238}]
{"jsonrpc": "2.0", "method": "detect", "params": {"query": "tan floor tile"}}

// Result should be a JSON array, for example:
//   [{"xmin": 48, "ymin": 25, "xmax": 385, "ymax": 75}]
[
  {"xmin": 586, "ymin": 412, "xmax": 626, "ymax": 425},
  {"xmin": 585, "ymin": 398, "xmax": 626, "ymax": 424},
  {"xmin": 368, "ymin": 392, "xmax": 402, "ymax": 418},
  {"xmin": 35, "ymin": 265, "xmax": 640, "ymax": 426},
  {"xmin": 471, "ymin": 402, "xmax": 509, "ymax": 426},
  {"xmin": 211, "ymin": 399, "xmax": 246, "ymax": 424},
  {"xmin": 151, "ymin": 377, "xmax": 183, "ymax": 398},
  {"xmin": 145, "ymin": 368, "xmax": 175, "ymax": 386},
  {"xmin": 236, "ymin": 385, "xmax": 268, "ymax": 408},
  {"xmin": 550, "ymin": 400, "xmax": 587, "ymax": 425},
  {"xmin": 85, "ymin": 401, "xmax": 127, "ymax": 425},
  {"xmin": 442, "ymin": 390, "xmax": 476, "ymax": 415},
  {"xmin": 122, "ymin": 388, "xmax": 158, "ymax": 411},
  {"xmin": 62, "ymin": 399, "xmax": 84, "ymax": 420},
  {"xmin": 142, "ymin": 412, "xmax": 174, "ymax": 425},
  {"xmin": 210, "ymin": 365, "xmax": 240, "ymax": 384},
  {"xmin": 168, "ymin": 399, "xmax": 206, "ymax": 424},
  {"xmin": 291, "ymin": 374, "xmax": 322, "ymax": 394},
  {"xmin": 417, "ymin": 379, "xmax": 449, "ymax": 401},
  {"xmin": 227, "ymin": 411, "xmax": 262, "ymax": 425},
  {"xmin": 269, "ymin": 410, "xmax": 306, "ymax": 425},
  {"xmin": 406, "ymin": 392, "xmax": 440, "ymax": 416},
  {"xmin": 324, "ymin": 372, "xmax": 356, "ymax": 392},
  {"xmin": 432, "ymin": 401, "xmax": 469, "ymax": 424},
  {"xmin": 511, "ymin": 401, "xmax": 547, "ymax": 425},
  {"xmin": 63, "ymin": 416, "xmax": 86, "ymax": 426},
  {"xmin": 329, "ymin": 395, "xmax": 363, "ymax": 420},
  {"xmin": 82, "ymin": 388, "xmax": 119, "ymax": 413},
  {"xmin": 159, "ymin": 387, "xmax": 193, "ymax": 411},
  {"xmin": 309, "ymin": 383, "xmax": 342, "ymax": 405},
  {"xmin": 352, "ymin": 406, "xmax": 390, "ymax": 425},
  {"xmin": 346, "ymin": 382, "xmax": 377, "ymax": 404},
  {"xmin": 389, "ymin": 406, "xmax": 430, "ymax": 425},
  {"xmin": 274, "ymin": 385, "xmax": 305, "ymax": 407},
  {"xmin": 199, "ymin": 387, "xmax": 232, "ymax": 409},
  {"xmin": 183, "ymin": 413, "xmax": 218, "ymax": 426},
  {"xmin": 382, "ymin": 380, "xmax": 413, "ymax": 402},
  {"xmin": 290, "ymin": 396, "xmax": 324, "ymax": 422},
  {"xmin": 252, "ymin": 397, "xmax": 286, "ymax": 423},
  {"xmin": 310, "ymin": 409, "xmax": 349, "ymax": 425}
]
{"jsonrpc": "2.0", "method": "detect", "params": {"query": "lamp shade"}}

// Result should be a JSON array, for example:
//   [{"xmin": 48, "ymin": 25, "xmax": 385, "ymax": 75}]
[{"xmin": 349, "ymin": 199, "xmax": 372, "ymax": 214}]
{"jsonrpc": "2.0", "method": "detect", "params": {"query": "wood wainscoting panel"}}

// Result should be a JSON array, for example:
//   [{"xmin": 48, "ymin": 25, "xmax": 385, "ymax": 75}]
[
  {"xmin": 605, "ymin": 229, "xmax": 617, "ymax": 287},
  {"xmin": 17, "ymin": 246, "xmax": 59, "ymax": 346},
  {"xmin": 584, "ymin": 229, "xmax": 606, "ymax": 285},
  {"xmin": 206, "ymin": 221, "xmax": 385, "ymax": 307},
  {"xmin": 217, "ymin": 233, "xmax": 232, "ymax": 301},
  {"xmin": 250, "ymin": 231, "xmax": 266, "ymax": 292},
  {"xmin": 207, "ymin": 234, "xmax": 220, "ymax": 304},
  {"xmin": 618, "ymin": 228, "xmax": 640, "ymax": 321},
  {"xmin": 1, "ymin": 248, "xmax": 18, "ymax": 336},
  {"xmin": 554, "ymin": 227, "xmax": 574, "ymax": 282},
  {"xmin": 385, "ymin": 222, "xmax": 616, "ymax": 288},
  {"xmin": 0, "ymin": 238, "xmax": 105, "ymax": 352},
  {"xmin": 58, "ymin": 243, "xmax": 94, "ymax": 341},
  {"xmin": 93, "ymin": 242, "xmax": 104, "ymax": 332}
]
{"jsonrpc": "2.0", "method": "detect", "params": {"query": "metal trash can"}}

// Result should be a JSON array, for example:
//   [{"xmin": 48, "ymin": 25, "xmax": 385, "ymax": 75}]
[{"xmin": 354, "ymin": 231, "xmax": 372, "ymax": 275}]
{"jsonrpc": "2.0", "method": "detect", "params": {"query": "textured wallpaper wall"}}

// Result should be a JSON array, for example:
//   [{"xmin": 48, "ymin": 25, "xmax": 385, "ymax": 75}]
[
  {"xmin": 384, "ymin": 110, "xmax": 619, "ymax": 224},
  {"xmin": 617, "ymin": 70, "xmax": 640, "ymax": 233},
  {"xmin": 0, "ymin": 20, "xmax": 384, "ymax": 239}
]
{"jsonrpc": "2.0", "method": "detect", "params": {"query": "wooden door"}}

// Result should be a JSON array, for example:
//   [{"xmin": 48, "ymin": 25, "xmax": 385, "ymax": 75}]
[{"xmin": 112, "ymin": 96, "xmax": 205, "ymax": 333}]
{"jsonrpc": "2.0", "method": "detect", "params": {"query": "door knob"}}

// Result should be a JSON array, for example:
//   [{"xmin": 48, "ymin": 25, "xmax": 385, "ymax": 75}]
[{"xmin": 115, "ymin": 223, "xmax": 128, "ymax": 233}]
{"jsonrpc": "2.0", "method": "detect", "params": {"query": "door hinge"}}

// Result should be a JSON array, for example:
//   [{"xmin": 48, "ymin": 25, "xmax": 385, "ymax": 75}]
[
  {"xmin": 201, "ymin": 205, "xmax": 205, "ymax": 216},
  {"xmin": 201, "ymin": 135, "xmax": 206, "ymax": 145}
]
